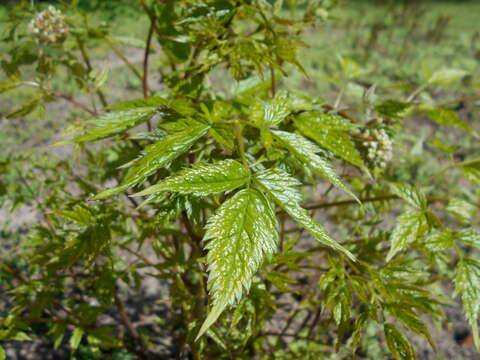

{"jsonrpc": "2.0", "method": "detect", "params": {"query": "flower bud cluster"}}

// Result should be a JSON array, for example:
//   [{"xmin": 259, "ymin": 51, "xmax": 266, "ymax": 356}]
[
  {"xmin": 28, "ymin": 6, "xmax": 69, "ymax": 44},
  {"xmin": 361, "ymin": 127, "xmax": 393, "ymax": 169}
]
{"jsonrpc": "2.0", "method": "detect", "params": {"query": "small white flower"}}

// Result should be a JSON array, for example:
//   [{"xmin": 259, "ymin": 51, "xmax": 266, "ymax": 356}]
[{"xmin": 29, "ymin": 6, "xmax": 69, "ymax": 44}]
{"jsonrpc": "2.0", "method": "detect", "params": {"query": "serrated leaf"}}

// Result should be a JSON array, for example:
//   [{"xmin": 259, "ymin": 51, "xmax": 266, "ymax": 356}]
[
  {"xmin": 272, "ymin": 130, "xmax": 358, "ymax": 201},
  {"xmin": 387, "ymin": 210, "xmax": 427, "ymax": 262},
  {"xmin": 74, "ymin": 108, "xmax": 157, "ymax": 143},
  {"xmin": 106, "ymin": 96, "xmax": 167, "ymax": 111},
  {"xmin": 294, "ymin": 112, "xmax": 366, "ymax": 170},
  {"xmin": 455, "ymin": 259, "xmax": 480, "ymax": 349},
  {"xmin": 209, "ymin": 123, "xmax": 235, "ymax": 149},
  {"xmin": 390, "ymin": 183, "xmax": 427, "ymax": 210},
  {"xmin": 254, "ymin": 168, "xmax": 355, "ymax": 260},
  {"xmin": 252, "ymin": 91, "xmax": 292, "ymax": 127},
  {"xmin": 426, "ymin": 108, "xmax": 473, "ymax": 133},
  {"xmin": 197, "ymin": 188, "xmax": 279, "ymax": 339},
  {"xmin": 387, "ymin": 305, "xmax": 435, "ymax": 350},
  {"xmin": 70, "ymin": 327, "xmax": 84, "ymax": 351},
  {"xmin": 457, "ymin": 229, "xmax": 480, "ymax": 250},
  {"xmin": 95, "ymin": 121, "xmax": 210, "ymax": 199},
  {"xmin": 424, "ymin": 229, "xmax": 454, "ymax": 252},
  {"xmin": 384, "ymin": 323, "xmax": 417, "ymax": 360},
  {"xmin": 133, "ymin": 159, "xmax": 250, "ymax": 197},
  {"xmin": 446, "ymin": 198, "xmax": 475, "ymax": 224},
  {"xmin": 53, "ymin": 205, "xmax": 94, "ymax": 226}
]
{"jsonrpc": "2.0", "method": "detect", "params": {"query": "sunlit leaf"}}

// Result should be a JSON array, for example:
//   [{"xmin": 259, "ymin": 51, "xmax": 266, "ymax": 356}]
[
  {"xmin": 74, "ymin": 108, "xmax": 158, "ymax": 143},
  {"xmin": 425, "ymin": 108, "xmax": 473, "ymax": 133},
  {"xmin": 272, "ymin": 130, "xmax": 358, "ymax": 201},
  {"xmin": 295, "ymin": 112, "xmax": 366, "ymax": 170},
  {"xmin": 387, "ymin": 210, "xmax": 427, "ymax": 262},
  {"xmin": 133, "ymin": 159, "xmax": 250, "ymax": 197},
  {"xmin": 446, "ymin": 198, "xmax": 475, "ymax": 224},
  {"xmin": 457, "ymin": 229, "xmax": 480, "ymax": 250},
  {"xmin": 70, "ymin": 327, "xmax": 84, "ymax": 351},
  {"xmin": 94, "ymin": 120, "xmax": 210, "ymax": 199},
  {"xmin": 455, "ymin": 259, "xmax": 480, "ymax": 349},
  {"xmin": 254, "ymin": 168, "xmax": 355, "ymax": 260},
  {"xmin": 384, "ymin": 323, "xmax": 417, "ymax": 360},
  {"xmin": 197, "ymin": 188, "xmax": 279, "ymax": 339},
  {"xmin": 390, "ymin": 183, "xmax": 427, "ymax": 210}
]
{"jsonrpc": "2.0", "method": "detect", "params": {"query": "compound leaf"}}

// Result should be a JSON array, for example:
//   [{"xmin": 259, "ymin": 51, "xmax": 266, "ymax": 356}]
[{"xmin": 197, "ymin": 188, "xmax": 278, "ymax": 339}]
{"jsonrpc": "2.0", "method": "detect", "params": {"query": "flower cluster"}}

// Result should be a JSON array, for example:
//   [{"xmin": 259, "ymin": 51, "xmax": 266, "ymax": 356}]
[
  {"xmin": 28, "ymin": 6, "xmax": 69, "ymax": 44},
  {"xmin": 361, "ymin": 127, "xmax": 393, "ymax": 169}
]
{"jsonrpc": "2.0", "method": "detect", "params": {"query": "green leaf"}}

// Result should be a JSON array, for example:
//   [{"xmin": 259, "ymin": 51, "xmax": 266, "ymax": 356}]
[
  {"xmin": 94, "ymin": 120, "xmax": 210, "ymax": 199},
  {"xmin": 70, "ymin": 327, "xmax": 84, "ymax": 352},
  {"xmin": 457, "ymin": 229, "xmax": 480, "ymax": 250},
  {"xmin": 351, "ymin": 312, "xmax": 368, "ymax": 353},
  {"xmin": 0, "ymin": 80, "xmax": 20, "ymax": 94},
  {"xmin": 111, "ymin": 35, "xmax": 146, "ymax": 49},
  {"xmin": 133, "ymin": 160, "xmax": 250, "ymax": 197},
  {"xmin": 384, "ymin": 323, "xmax": 417, "ymax": 360},
  {"xmin": 254, "ymin": 168, "xmax": 355, "ymax": 260},
  {"xmin": 197, "ymin": 188, "xmax": 279, "ymax": 339},
  {"xmin": 386, "ymin": 305, "xmax": 435, "ymax": 350},
  {"xmin": 426, "ymin": 108, "xmax": 473, "ymax": 133},
  {"xmin": 446, "ymin": 198, "xmax": 475, "ymax": 224},
  {"xmin": 209, "ymin": 123, "xmax": 235, "ymax": 149},
  {"xmin": 7, "ymin": 98, "xmax": 40, "ymax": 119},
  {"xmin": 424, "ymin": 229, "xmax": 454, "ymax": 252},
  {"xmin": 294, "ymin": 112, "xmax": 366, "ymax": 170},
  {"xmin": 272, "ymin": 130, "xmax": 358, "ymax": 201},
  {"xmin": 387, "ymin": 210, "xmax": 427, "ymax": 262},
  {"xmin": 390, "ymin": 183, "xmax": 427, "ymax": 210},
  {"xmin": 0, "ymin": 346, "xmax": 4, "ymax": 360},
  {"xmin": 375, "ymin": 100, "xmax": 412, "ymax": 119},
  {"xmin": 53, "ymin": 205, "xmax": 94, "ymax": 226},
  {"xmin": 106, "ymin": 96, "xmax": 167, "ymax": 111},
  {"xmin": 74, "ymin": 108, "xmax": 157, "ymax": 143},
  {"xmin": 428, "ymin": 68, "xmax": 467, "ymax": 86},
  {"xmin": 455, "ymin": 259, "xmax": 480, "ymax": 349},
  {"xmin": 252, "ymin": 91, "xmax": 292, "ymax": 127},
  {"xmin": 462, "ymin": 162, "xmax": 480, "ymax": 184}
]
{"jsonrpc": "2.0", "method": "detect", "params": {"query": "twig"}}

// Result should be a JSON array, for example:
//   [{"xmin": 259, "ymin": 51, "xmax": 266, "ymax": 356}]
[
  {"xmin": 270, "ymin": 66, "xmax": 276, "ymax": 98},
  {"xmin": 143, "ymin": 16, "xmax": 156, "ymax": 125},
  {"xmin": 303, "ymin": 194, "xmax": 449, "ymax": 210}
]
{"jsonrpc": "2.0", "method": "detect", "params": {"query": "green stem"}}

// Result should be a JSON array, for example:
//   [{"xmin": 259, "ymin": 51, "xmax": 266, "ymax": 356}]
[{"xmin": 234, "ymin": 121, "xmax": 248, "ymax": 167}]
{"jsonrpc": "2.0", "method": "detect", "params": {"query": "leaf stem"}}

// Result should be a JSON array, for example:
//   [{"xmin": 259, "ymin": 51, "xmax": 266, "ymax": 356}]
[{"xmin": 234, "ymin": 121, "xmax": 248, "ymax": 167}]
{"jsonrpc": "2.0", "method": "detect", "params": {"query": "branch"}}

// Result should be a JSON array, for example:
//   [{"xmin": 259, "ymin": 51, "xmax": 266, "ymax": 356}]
[{"xmin": 303, "ymin": 194, "xmax": 449, "ymax": 210}]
